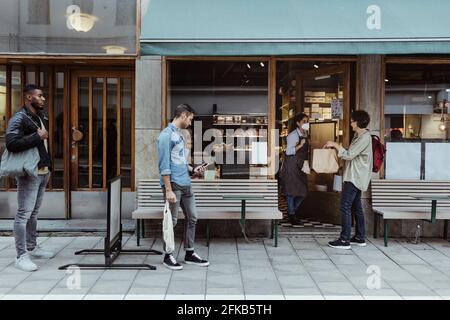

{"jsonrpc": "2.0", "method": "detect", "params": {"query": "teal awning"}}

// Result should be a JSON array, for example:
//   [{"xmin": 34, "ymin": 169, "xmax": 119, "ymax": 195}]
[{"xmin": 141, "ymin": 0, "xmax": 450, "ymax": 56}]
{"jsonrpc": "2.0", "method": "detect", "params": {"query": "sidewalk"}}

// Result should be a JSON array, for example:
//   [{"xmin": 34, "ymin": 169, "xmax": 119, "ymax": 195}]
[{"xmin": 0, "ymin": 234, "xmax": 450, "ymax": 300}]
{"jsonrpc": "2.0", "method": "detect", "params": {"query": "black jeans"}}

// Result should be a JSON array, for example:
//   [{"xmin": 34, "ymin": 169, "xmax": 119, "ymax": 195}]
[{"xmin": 340, "ymin": 182, "xmax": 365, "ymax": 242}]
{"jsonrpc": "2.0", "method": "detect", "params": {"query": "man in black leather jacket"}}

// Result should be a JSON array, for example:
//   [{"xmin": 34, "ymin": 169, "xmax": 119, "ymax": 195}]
[{"xmin": 6, "ymin": 84, "xmax": 55, "ymax": 272}]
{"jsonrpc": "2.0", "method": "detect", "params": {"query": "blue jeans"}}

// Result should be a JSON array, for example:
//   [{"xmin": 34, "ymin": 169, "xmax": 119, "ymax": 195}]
[
  {"xmin": 340, "ymin": 182, "xmax": 365, "ymax": 242},
  {"xmin": 286, "ymin": 195, "xmax": 304, "ymax": 216},
  {"xmin": 14, "ymin": 173, "xmax": 50, "ymax": 258}
]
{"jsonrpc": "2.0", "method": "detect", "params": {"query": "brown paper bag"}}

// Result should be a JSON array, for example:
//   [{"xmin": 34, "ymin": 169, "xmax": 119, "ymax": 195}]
[{"xmin": 312, "ymin": 149, "xmax": 339, "ymax": 173}]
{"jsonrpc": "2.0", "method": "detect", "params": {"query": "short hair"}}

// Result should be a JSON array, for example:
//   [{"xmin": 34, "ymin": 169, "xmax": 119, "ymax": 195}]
[
  {"xmin": 294, "ymin": 112, "xmax": 309, "ymax": 123},
  {"xmin": 351, "ymin": 110, "xmax": 370, "ymax": 129},
  {"xmin": 23, "ymin": 84, "xmax": 40, "ymax": 97},
  {"xmin": 173, "ymin": 103, "xmax": 195, "ymax": 119}
]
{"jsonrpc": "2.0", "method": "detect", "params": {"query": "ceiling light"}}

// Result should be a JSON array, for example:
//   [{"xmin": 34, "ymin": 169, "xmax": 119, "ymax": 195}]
[
  {"xmin": 73, "ymin": 61, "xmax": 87, "ymax": 64},
  {"xmin": 246, "ymin": 63, "xmax": 251, "ymax": 69},
  {"xmin": 102, "ymin": 46, "xmax": 128, "ymax": 54},
  {"xmin": 439, "ymin": 121, "xmax": 446, "ymax": 131},
  {"xmin": 385, "ymin": 79, "xmax": 389, "ymax": 82},
  {"xmin": 9, "ymin": 60, "xmax": 22, "ymax": 63},
  {"xmin": 428, "ymin": 96, "xmax": 433, "ymax": 99},
  {"xmin": 66, "ymin": 11, "xmax": 98, "ymax": 32},
  {"xmin": 313, "ymin": 64, "xmax": 319, "ymax": 69},
  {"xmin": 314, "ymin": 75, "xmax": 331, "ymax": 81},
  {"xmin": 446, "ymin": 89, "xmax": 450, "ymax": 92},
  {"xmin": 260, "ymin": 62, "xmax": 265, "ymax": 67}
]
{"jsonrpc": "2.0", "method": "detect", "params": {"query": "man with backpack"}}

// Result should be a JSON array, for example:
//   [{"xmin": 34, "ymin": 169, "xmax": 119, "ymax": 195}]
[{"xmin": 324, "ymin": 110, "xmax": 373, "ymax": 249}]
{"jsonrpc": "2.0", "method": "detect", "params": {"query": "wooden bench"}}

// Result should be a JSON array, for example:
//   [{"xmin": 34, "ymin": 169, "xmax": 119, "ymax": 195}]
[
  {"xmin": 371, "ymin": 179, "xmax": 450, "ymax": 246},
  {"xmin": 132, "ymin": 179, "xmax": 282, "ymax": 247}
]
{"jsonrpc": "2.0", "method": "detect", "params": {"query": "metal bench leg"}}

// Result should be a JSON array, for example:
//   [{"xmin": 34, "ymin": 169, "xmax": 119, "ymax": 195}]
[
  {"xmin": 136, "ymin": 219, "xmax": 141, "ymax": 247},
  {"xmin": 384, "ymin": 220, "xmax": 389, "ymax": 247},
  {"xmin": 206, "ymin": 220, "xmax": 210, "ymax": 247},
  {"xmin": 444, "ymin": 220, "xmax": 448, "ymax": 240},
  {"xmin": 141, "ymin": 220, "xmax": 145, "ymax": 239},
  {"xmin": 270, "ymin": 220, "xmax": 274, "ymax": 239},
  {"xmin": 274, "ymin": 220, "xmax": 279, "ymax": 247},
  {"xmin": 373, "ymin": 212, "xmax": 378, "ymax": 239}
]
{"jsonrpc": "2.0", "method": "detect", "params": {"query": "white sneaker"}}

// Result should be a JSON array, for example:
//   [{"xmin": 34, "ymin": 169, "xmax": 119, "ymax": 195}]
[
  {"xmin": 15, "ymin": 253, "xmax": 38, "ymax": 272},
  {"xmin": 28, "ymin": 245, "xmax": 55, "ymax": 259}
]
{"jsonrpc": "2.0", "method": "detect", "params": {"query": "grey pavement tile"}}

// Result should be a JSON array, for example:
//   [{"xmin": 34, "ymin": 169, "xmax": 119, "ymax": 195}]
[
  {"xmin": 167, "ymin": 280, "xmax": 206, "ymax": 295},
  {"xmin": 84, "ymin": 294, "xmax": 125, "ymax": 300},
  {"xmin": 402, "ymin": 264, "xmax": 443, "ymax": 275},
  {"xmin": 329, "ymin": 254, "xmax": 366, "ymax": 266},
  {"xmin": 206, "ymin": 294, "xmax": 245, "ymax": 300},
  {"xmin": 317, "ymin": 282, "xmax": 361, "ymax": 296},
  {"xmin": 46, "ymin": 287, "xmax": 90, "ymax": 297},
  {"xmin": 2, "ymin": 294, "xmax": 45, "ymax": 300},
  {"xmin": 171, "ymin": 270, "xmax": 208, "ymax": 282},
  {"xmin": 236, "ymin": 240, "xmax": 266, "ymax": 250},
  {"xmin": 309, "ymin": 270, "xmax": 349, "ymax": 283},
  {"xmin": 277, "ymin": 275, "xmax": 317, "ymax": 289},
  {"xmin": 245, "ymin": 294, "xmax": 284, "ymax": 300},
  {"xmin": 0, "ymin": 274, "xmax": 31, "ymax": 288},
  {"xmin": 360, "ymin": 289, "xmax": 403, "ymax": 299},
  {"xmin": 206, "ymin": 287, "xmax": 244, "ymax": 296},
  {"xmin": 289, "ymin": 241, "xmax": 322, "ymax": 251},
  {"xmin": 8, "ymin": 279, "xmax": 59, "ymax": 295},
  {"xmin": 241, "ymin": 268, "xmax": 277, "ymax": 281},
  {"xmin": 388, "ymin": 282, "xmax": 438, "ymax": 297},
  {"xmin": 127, "ymin": 286, "xmax": 168, "ymax": 295},
  {"xmin": 381, "ymin": 270, "xmax": 420, "ymax": 283},
  {"xmin": 389, "ymin": 254, "xmax": 428, "ymax": 265},
  {"xmin": 324, "ymin": 295, "xmax": 364, "ymax": 300},
  {"xmin": 321, "ymin": 247, "xmax": 355, "ymax": 256},
  {"xmin": 98, "ymin": 270, "xmax": 139, "ymax": 281},
  {"xmin": 303, "ymin": 260, "xmax": 338, "ymax": 271},
  {"xmin": 283, "ymin": 287, "xmax": 323, "ymax": 298},
  {"xmin": 207, "ymin": 274, "xmax": 243, "ymax": 288},
  {"xmin": 43, "ymin": 294, "xmax": 86, "ymax": 300},
  {"xmin": 271, "ymin": 263, "xmax": 308, "ymax": 275},
  {"xmin": 88, "ymin": 280, "xmax": 133, "ymax": 295},
  {"xmin": 296, "ymin": 249, "xmax": 329, "ymax": 260},
  {"xmin": 207, "ymin": 264, "xmax": 241, "ymax": 275},
  {"xmin": 208, "ymin": 253, "xmax": 239, "ymax": 264},
  {"xmin": 239, "ymin": 259, "xmax": 272, "ymax": 268},
  {"xmin": 165, "ymin": 294, "xmax": 205, "ymax": 300},
  {"xmin": 268, "ymin": 255, "xmax": 302, "ymax": 264}
]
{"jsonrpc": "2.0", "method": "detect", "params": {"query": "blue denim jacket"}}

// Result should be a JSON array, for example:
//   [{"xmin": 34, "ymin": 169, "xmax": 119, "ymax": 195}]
[{"xmin": 157, "ymin": 123, "xmax": 191, "ymax": 187}]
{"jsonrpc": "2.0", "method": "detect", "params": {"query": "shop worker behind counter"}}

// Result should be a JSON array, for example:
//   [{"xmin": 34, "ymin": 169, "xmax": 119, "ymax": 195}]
[
  {"xmin": 324, "ymin": 110, "xmax": 372, "ymax": 250},
  {"xmin": 5, "ymin": 84, "xmax": 55, "ymax": 272},
  {"xmin": 157, "ymin": 103, "xmax": 210, "ymax": 270}
]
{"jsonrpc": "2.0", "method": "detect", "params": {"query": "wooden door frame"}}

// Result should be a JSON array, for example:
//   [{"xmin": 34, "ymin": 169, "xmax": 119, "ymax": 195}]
[{"xmin": 69, "ymin": 70, "xmax": 134, "ymax": 193}]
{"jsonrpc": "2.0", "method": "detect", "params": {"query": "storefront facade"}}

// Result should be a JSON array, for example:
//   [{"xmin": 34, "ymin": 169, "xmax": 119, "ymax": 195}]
[
  {"xmin": 137, "ymin": 0, "xmax": 450, "ymax": 237},
  {"xmin": 0, "ymin": 0, "xmax": 138, "ymax": 219}
]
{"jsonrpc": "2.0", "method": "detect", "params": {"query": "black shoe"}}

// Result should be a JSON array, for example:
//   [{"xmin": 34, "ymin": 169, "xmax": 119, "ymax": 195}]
[
  {"xmin": 184, "ymin": 251, "xmax": 210, "ymax": 267},
  {"xmin": 328, "ymin": 239, "xmax": 351, "ymax": 250},
  {"xmin": 288, "ymin": 215, "xmax": 299, "ymax": 225},
  {"xmin": 350, "ymin": 236, "xmax": 367, "ymax": 247},
  {"xmin": 163, "ymin": 254, "xmax": 183, "ymax": 270}
]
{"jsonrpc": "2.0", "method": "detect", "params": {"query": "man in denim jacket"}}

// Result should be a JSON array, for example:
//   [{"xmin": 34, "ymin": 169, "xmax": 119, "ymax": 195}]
[{"xmin": 157, "ymin": 104, "xmax": 210, "ymax": 270}]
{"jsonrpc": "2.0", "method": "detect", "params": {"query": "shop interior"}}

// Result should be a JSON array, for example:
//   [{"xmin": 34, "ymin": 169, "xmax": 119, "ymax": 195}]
[{"xmin": 168, "ymin": 59, "xmax": 357, "ymax": 224}]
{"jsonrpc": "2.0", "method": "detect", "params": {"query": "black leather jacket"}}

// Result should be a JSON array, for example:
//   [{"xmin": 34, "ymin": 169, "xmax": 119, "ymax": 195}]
[{"xmin": 5, "ymin": 106, "xmax": 52, "ymax": 171}]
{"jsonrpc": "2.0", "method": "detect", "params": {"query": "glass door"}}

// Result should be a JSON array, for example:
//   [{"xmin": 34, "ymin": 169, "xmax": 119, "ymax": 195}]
[
  {"xmin": 296, "ymin": 64, "xmax": 351, "ymax": 192},
  {"xmin": 70, "ymin": 71, "xmax": 134, "ymax": 192}
]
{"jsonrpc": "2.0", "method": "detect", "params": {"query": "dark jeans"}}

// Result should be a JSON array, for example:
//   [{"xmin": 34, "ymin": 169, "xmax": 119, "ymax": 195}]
[
  {"xmin": 286, "ymin": 195, "xmax": 304, "ymax": 216},
  {"xmin": 340, "ymin": 182, "xmax": 365, "ymax": 242}
]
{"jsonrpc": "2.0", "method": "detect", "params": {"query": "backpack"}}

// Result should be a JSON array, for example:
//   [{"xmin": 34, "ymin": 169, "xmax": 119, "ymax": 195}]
[{"xmin": 371, "ymin": 135, "xmax": 386, "ymax": 173}]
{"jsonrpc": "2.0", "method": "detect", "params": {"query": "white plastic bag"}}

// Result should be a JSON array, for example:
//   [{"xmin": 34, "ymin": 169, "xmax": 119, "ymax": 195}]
[
  {"xmin": 333, "ymin": 174, "xmax": 343, "ymax": 192},
  {"xmin": 301, "ymin": 160, "xmax": 311, "ymax": 174},
  {"xmin": 162, "ymin": 201, "xmax": 175, "ymax": 253}
]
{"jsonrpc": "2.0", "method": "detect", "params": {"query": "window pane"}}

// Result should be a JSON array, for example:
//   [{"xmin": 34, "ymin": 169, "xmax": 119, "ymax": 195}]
[
  {"xmin": 384, "ymin": 64, "xmax": 450, "ymax": 180},
  {"xmin": 25, "ymin": 65, "xmax": 36, "ymax": 85},
  {"xmin": 78, "ymin": 78, "xmax": 89, "ymax": 188},
  {"xmin": 106, "ymin": 78, "xmax": 118, "ymax": 181},
  {"xmin": 0, "ymin": 66, "xmax": 6, "ymax": 189},
  {"xmin": 120, "ymin": 78, "xmax": 132, "ymax": 187},
  {"xmin": 169, "ymin": 61, "xmax": 269, "ymax": 180},
  {"xmin": 11, "ymin": 66, "xmax": 22, "ymax": 114},
  {"xmin": 92, "ymin": 78, "xmax": 103, "ymax": 188},
  {"xmin": 52, "ymin": 72, "xmax": 64, "ymax": 189},
  {"xmin": 0, "ymin": 0, "xmax": 136, "ymax": 54}
]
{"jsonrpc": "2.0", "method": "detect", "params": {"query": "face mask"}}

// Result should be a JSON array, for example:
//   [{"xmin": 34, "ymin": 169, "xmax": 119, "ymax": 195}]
[{"xmin": 301, "ymin": 123, "xmax": 310, "ymax": 131}]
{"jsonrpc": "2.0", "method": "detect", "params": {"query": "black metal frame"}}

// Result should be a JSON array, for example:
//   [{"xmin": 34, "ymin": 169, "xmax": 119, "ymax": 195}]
[{"xmin": 59, "ymin": 176, "xmax": 162, "ymax": 270}]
